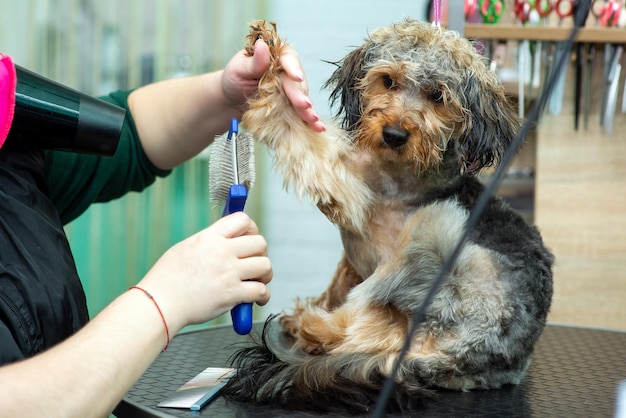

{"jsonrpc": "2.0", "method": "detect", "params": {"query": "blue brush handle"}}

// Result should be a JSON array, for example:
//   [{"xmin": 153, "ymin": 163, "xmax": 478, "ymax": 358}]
[
  {"xmin": 221, "ymin": 184, "xmax": 247, "ymax": 217},
  {"xmin": 222, "ymin": 184, "xmax": 253, "ymax": 335}
]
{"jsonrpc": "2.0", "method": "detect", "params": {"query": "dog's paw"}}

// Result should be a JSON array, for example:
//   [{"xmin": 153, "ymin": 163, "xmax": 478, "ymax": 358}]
[
  {"xmin": 279, "ymin": 302, "xmax": 342, "ymax": 354},
  {"xmin": 241, "ymin": 20, "xmax": 293, "ymax": 137},
  {"xmin": 291, "ymin": 307, "xmax": 350, "ymax": 355},
  {"xmin": 244, "ymin": 20, "xmax": 282, "ymax": 58}
]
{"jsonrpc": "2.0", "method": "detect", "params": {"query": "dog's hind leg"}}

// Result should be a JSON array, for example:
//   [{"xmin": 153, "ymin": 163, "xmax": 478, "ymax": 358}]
[
  {"xmin": 288, "ymin": 293, "xmax": 410, "ymax": 355},
  {"xmin": 281, "ymin": 254, "xmax": 424, "ymax": 355}
]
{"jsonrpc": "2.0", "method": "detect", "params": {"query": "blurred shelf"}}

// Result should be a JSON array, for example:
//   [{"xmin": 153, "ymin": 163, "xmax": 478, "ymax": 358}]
[{"xmin": 465, "ymin": 24, "xmax": 626, "ymax": 43}]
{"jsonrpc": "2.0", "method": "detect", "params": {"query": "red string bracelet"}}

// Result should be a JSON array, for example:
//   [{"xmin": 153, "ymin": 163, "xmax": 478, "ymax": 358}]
[{"xmin": 130, "ymin": 286, "xmax": 170, "ymax": 352}]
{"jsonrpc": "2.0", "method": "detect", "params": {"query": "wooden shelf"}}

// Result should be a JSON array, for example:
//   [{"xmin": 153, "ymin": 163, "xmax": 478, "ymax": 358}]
[{"xmin": 465, "ymin": 24, "xmax": 626, "ymax": 43}]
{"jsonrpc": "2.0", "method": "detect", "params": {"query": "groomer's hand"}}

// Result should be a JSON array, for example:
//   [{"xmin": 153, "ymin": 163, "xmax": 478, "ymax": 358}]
[
  {"xmin": 222, "ymin": 39, "xmax": 326, "ymax": 132},
  {"xmin": 137, "ymin": 212, "xmax": 272, "ymax": 335}
]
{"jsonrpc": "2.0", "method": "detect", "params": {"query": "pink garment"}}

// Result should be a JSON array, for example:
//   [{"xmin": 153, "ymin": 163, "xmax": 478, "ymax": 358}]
[{"xmin": 0, "ymin": 53, "xmax": 16, "ymax": 148}]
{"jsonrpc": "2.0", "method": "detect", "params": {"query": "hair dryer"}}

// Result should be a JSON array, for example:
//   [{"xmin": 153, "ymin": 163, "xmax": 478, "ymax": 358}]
[{"xmin": 0, "ymin": 53, "xmax": 125, "ymax": 155}]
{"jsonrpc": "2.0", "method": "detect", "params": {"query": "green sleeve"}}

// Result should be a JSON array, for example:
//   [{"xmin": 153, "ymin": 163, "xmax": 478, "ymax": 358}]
[{"xmin": 44, "ymin": 89, "xmax": 172, "ymax": 225}]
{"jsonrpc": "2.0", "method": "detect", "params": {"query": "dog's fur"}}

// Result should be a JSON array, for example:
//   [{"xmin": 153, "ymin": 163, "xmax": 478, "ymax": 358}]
[{"xmin": 221, "ymin": 20, "xmax": 554, "ymax": 413}]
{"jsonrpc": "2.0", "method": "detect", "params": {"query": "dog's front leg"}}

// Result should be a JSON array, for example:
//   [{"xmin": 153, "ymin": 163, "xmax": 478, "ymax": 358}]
[{"xmin": 240, "ymin": 21, "xmax": 373, "ymax": 234}]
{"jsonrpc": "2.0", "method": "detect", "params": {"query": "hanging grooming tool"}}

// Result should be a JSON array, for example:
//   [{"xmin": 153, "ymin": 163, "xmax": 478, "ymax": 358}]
[
  {"xmin": 622, "ymin": 68, "xmax": 626, "ymax": 114},
  {"xmin": 574, "ymin": 1, "xmax": 592, "ymax": 131},
  {"xmin": 535, "ymin": 1, "xmax": 555, "ymax": 117},
  {"xmin": 548, "ymin": 44, "xmax": 567, "ymax": 116},
  {"xmin": 465, "ymin": 0, "xmax": 479, "ymax": 21},
  {"xmin": 482, "ymin": 1, "xmax": 506, "ymax": 78},
  {"xmin": 531, "ymin": 33, "xmax": 542, "ymax": 92},
  {"xmin": 531, "ymin": 0, "xmax": 551, "ymax": 92},
  {"xmin": 513, "ymin": 1, "xmax": 531, "ymax": 118},
  {"xmin": 595, "ymin": 0, "xmax": 623, "ymax": 126},
  {"xmin": 583, "ymin": 43, "xmax": 595, "ymax": 130},
  {"xmin": 603, "ymin": 45, "xmax": 623, "ymax": 136},
  {"xmin": 432, "ymin": 0, "xmax": 442, "ymax": 27},
  {"xmin": 600, "ymin": 44, "xmax": 613, "ymax": 126},
  {"xmin": 548, "ymin": 0, "xmax": 575, "ymax": 116},
  {"xmin": 208, "ymin": 118, "xmax": 256, "ymax": 335},
  {"xmin": 489, "ymin": 41, "xmax": 508, "ymax": 75},
  {"xmin": 518, "ymin": 40, "xmax": 531, "ymax": 118},
  {"xmin": 574, "ymin": 43, "xmax": 583, "ymax": 131}
]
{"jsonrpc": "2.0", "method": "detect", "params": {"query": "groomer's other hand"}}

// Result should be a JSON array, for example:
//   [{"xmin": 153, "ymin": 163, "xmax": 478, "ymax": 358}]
[
  {"xmin": 138, "ymin": 212, "xmax": 272, "ymax": 334},
  {"xmin": 222, "ymin": 39, "xmax": 326, "ymax": 132}
]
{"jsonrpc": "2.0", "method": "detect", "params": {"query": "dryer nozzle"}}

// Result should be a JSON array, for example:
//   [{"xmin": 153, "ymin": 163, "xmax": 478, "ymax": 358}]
[{"xmin": 1, "ymin": 54, "xmax": 125, "ymax": 156}]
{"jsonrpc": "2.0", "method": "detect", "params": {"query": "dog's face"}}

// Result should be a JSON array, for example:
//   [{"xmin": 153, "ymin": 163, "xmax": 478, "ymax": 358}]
[{"xmin": 326, "ymin": 20, "xmax": 520, "ymax": 175}]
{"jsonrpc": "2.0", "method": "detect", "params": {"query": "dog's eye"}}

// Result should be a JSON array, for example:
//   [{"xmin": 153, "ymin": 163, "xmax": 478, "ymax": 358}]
[
  {"xmin": 382, "ymin": 75, "xmax": 396, "ymax": 90},
  {"xmin": 428, "ymin": 88, "xmax": 444, "ymax": 104}
]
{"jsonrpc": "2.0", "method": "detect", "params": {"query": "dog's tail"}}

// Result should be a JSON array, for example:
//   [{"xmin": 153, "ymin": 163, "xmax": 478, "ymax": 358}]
[{"xmin": 219, "ymin": 317, "xmax": 434, "ymax": 414}]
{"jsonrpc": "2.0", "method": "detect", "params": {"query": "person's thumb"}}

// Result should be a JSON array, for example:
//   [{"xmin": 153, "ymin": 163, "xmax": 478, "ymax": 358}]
[{"xmin": 248, "ymin": 39, "xmax": 271, "ymax": 78}]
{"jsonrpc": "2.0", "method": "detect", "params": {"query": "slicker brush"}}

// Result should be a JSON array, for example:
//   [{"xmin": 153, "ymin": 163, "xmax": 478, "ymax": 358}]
[{"xmin": 208, "ymin": 118, "xmax": 256, "ymax": 334}]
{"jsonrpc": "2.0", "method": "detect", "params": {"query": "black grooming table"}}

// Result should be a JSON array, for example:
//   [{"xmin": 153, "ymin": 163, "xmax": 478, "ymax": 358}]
[{"xmin": 113, "ymin": 323, "xmax": 626, "ymax": 417}]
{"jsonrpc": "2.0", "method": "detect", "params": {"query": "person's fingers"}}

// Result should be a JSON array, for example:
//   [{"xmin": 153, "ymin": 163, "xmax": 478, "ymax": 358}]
[
  {"xmin": 281, "ymin": 74, "xmax": 312, "ymax": 107},
  {"xmin": 276, "ymin": 46, "xmax": 327, "ymax": 132},
  {"xmin": 236, "ymin": 256, "xmax": 273, "ymax": 284},
  {"xmin": 254, "ymin": 284, "xmax": 271, "ymax": 306},
  {"xmin": 228, "ymin": 234, "xmax": 268, "ymax": 260},
  {"xmin": 281, "ymin": 76, "xmax": 326, "ymax": 132},
  {"xmin": 278, "ymin": 48, "xmax": 310, "ymax": 108},
  {"xmin": 209, "ymin": 212, "xmax": 259, "ymax": 238},
  {"xmin": 278, "ymin": 47, "xmax": 305, "ymax": 82},
  {"xmin": 240, "ymin": 280, "xmax": 272, "ymax": 306}
]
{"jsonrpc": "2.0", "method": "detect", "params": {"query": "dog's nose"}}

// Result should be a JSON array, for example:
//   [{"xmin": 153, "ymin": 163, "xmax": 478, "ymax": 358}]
[{"xmin": 382, "ymin": 126, "xmax": 409, "ymax": 148}]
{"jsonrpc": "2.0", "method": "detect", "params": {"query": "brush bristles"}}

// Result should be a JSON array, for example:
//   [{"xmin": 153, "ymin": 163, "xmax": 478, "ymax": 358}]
[{"xmin": 208, "ymin": 130, "xmax": 256, "ymax": 205}]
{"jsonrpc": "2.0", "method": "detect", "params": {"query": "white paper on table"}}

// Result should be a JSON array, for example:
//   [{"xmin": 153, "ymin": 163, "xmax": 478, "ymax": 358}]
[{"xmin": 157, "ymin": 367, "xmax": 235, "ymax": 411}]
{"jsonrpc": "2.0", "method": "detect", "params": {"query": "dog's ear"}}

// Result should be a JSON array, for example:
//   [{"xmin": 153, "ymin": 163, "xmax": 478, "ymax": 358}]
[
  {"xmin": 458, "ymin": 74, "xmax": 521, "ymax": 174},
  {"xmin": 324, "ymin": 43, "xmax": 371, "ymax": 130}
]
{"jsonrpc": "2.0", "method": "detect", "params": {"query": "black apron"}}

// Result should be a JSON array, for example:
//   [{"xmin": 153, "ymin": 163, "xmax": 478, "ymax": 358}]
[{"xmin": 0, "ymin": 145, "xmax": 89, "ymax": 365}]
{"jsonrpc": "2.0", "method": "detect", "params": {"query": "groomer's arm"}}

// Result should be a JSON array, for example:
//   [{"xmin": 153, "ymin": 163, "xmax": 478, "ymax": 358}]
[
  {"xmin": 0, "ymin": 290, "xmax": 167, "ymax": 418},
  {"xmin": 129, "ymin": 40, "xmax": 325, "ymax": 170},
  {"xmin": 0, "ymin": 213, "xmax": 272, "ymax": 418}
]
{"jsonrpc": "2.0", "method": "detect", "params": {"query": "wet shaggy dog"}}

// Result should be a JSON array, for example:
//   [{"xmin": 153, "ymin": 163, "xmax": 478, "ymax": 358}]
[{"xmin": 221, "ymin": 20, "xmax": 554, "ymax": 413}]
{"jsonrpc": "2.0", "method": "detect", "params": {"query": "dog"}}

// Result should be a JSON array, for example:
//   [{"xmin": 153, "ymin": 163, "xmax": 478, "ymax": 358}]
[{"xmin": 220, "ymin": 19, "xmax": 554, "ymax": 413}]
